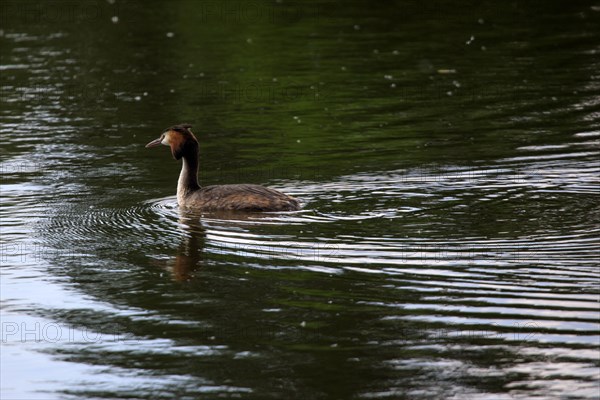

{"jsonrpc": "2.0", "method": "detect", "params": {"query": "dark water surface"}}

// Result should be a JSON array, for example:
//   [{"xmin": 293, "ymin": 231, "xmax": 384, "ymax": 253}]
[{"xmin": 1, "ymin": 1, "xmax": 599, "ymax": 399}]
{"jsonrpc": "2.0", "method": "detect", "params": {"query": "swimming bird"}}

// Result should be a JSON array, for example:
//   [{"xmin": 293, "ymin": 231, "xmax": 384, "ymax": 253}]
[{"xmin": 145, "ymin": 124, "xmax": 300, "ymax": 211}]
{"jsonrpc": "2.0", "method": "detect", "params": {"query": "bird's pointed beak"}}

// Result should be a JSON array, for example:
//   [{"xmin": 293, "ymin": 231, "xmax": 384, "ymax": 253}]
[{"xmin": 145, "ymin": 137, "xmax": 163, "ymax": 148}]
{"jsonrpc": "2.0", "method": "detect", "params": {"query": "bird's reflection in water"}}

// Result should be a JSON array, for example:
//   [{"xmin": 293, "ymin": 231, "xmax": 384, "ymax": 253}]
[
  {"xmin": 161, "ymin": 209, "xmax": 278, "ymax": 281},
  {"xmin": 166, "ymin": 210, "xmax": 207, "ymax": 281}
]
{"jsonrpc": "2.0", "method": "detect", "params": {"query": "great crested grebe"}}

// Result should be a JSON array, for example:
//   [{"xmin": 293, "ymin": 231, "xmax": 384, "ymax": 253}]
[{"xmin": 145, "ymin": 124, "xmax": 301, "ymax": 211}]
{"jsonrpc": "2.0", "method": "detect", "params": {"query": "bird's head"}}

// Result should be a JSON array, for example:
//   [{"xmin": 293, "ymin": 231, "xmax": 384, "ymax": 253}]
[{"xmin": 145, "ymin": 124, "xmax": 198, "ymax": 160}]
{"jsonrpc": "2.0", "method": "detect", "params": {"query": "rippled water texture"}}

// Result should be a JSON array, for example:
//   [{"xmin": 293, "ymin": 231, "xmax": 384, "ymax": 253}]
[{"xmin": 1, "ymin": 1, "xmax": 599, "ymax": 399}]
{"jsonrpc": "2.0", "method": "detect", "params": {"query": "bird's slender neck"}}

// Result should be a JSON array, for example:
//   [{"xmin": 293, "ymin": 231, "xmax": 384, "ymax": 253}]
[{"xmin": 177, "ymin": 145, "xmax": 200, "ymax": 202}]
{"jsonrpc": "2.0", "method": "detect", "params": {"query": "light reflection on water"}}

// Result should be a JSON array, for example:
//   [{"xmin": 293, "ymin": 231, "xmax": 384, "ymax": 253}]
[{"xmin": 3, "ymin": 159, "xmax": 596, "ymax": 398}]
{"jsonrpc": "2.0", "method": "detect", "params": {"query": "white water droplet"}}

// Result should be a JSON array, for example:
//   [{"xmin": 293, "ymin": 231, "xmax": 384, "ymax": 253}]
[{"xmin": 111, "ymin": 16, "xmax": 119, "ymax": 23}]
